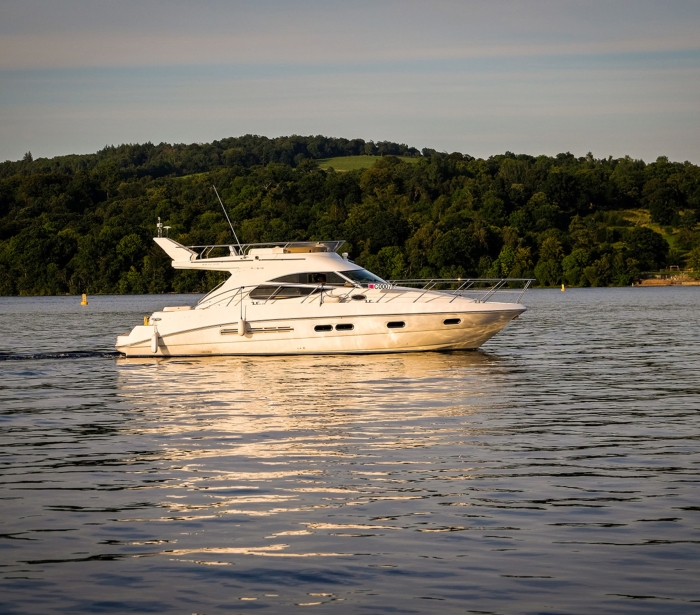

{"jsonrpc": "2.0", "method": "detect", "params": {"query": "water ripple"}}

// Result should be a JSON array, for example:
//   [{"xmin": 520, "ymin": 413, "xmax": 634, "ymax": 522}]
[{"xmin": 0, "ymin": 289, "xmax": 699, "ymax": 614}]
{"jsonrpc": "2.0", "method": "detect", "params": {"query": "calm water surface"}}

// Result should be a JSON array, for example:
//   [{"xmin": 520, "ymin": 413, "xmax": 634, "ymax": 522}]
[{"xmin": 1, "ymin": 289, "xmax": 699, "ymax": 614}]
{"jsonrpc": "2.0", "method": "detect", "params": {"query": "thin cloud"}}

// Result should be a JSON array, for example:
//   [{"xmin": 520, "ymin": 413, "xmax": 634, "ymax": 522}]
[
  {"xmin": 1, "ymin": 30, "xmax": 699, "ymax": 71},
  {"xmin": 1, "ymin": 0, "xmax": 699, "ymax": 70}
]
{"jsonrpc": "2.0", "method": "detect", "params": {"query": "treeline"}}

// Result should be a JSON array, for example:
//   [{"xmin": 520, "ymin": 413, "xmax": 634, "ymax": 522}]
[
  {"xmin": 1, "ymin": 134, "xmax": 699, "ymax": 296},
  {"xmin": 0, "ymin": 135, "xmax": 421, "ymax": 181}
]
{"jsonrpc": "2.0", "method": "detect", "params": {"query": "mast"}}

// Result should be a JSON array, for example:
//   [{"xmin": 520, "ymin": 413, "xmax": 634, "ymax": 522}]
[{"xmin": 213, "ymin": 185, "xmax": 243, "ymax": 255}]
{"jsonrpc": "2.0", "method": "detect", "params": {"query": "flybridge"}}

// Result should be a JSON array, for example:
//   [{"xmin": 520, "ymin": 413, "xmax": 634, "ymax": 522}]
[
  {"xmin": 155, "ymin": 215, "xmax": 346, "ymax": 262},
  {"xmin": 192, "ymin": 187, "xmax": 346, "ymax": 259},
  {"xmin": 186, "ymin": 240, "xmax": 347, "ymax": 260},
  {"xmin": 153, "ymin": 236, "xmax": 350, "ymax": 273}
]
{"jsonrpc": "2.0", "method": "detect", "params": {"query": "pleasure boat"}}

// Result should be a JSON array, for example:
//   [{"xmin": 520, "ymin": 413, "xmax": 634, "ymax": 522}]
[{"xmin": 115, "ymin": 232, "xmax": 531, "ymax": 357}]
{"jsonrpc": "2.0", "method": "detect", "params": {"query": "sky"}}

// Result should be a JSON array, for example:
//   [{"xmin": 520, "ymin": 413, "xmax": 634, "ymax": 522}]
[{"xmin": 1, "ymin": 0, "xmax": 699, "ymax": 163}]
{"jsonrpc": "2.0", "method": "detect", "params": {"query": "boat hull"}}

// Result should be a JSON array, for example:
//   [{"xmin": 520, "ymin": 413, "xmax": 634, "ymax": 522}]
[{"xmin": 116, "ymin": 305, "xmax": 524, "ymax": 357}]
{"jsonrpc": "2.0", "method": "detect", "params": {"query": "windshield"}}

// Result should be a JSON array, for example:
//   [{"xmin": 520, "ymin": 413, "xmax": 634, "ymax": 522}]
[{"xmin": 340, "ymin": 269, "xmax": 386, "ymax": 285}]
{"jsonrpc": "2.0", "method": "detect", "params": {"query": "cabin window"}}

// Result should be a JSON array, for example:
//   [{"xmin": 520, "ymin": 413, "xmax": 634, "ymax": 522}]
[
  {"xmin": 443, "ymin": 318, "xmax": 461, "ymax": 325},
  {"xmin": 387, "ymin": 321, "xmax": 405, "ymax": 329},
  {"xmin": 269, "ymin": 272, "xmax": 348, "ymax": 286},
  {"xmin": 351, "ymin": 294, "xmax": 366, "ymax": 301},
  {"xmin": 249, "ymin": 285, "xmax": 320, "ymax": 300},
  {"xmin": 314, "ymin": 324, "xmax": 333, "ymax": 332},
  {"xmin": 335, "ymin": 323, "xmax": 354, "ymax": 331}
]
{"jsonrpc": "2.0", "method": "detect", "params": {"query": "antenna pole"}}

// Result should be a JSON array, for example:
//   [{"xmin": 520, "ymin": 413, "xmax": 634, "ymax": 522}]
[{"xmin": 212, "ymin": 185, "xmax": 243, "ymax": 254}]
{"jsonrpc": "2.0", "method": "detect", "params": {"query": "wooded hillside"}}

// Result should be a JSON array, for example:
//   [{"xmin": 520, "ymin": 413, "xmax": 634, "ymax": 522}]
[{"xmin": 1, "ymin": 134, "xmax": 699, "ymax": 295}]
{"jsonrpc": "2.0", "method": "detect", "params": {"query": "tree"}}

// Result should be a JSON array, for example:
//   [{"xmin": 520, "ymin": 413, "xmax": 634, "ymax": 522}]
[
  {"xmin": 428, "ymin": 228, "xmax": 475, "ymax": 274},
  {"xmin": 534, "ymin": 237, "xmax": 564, "ymax": 286},
  {"xmin": 643, "ymin": 178, "xmax": 681, "ymax": 224},
  {"xmin": 624, "ymin": 227, "xmax": 669, "ymax": 271},
  {"xmin": 686, "ymin": 247, "xmax": 700, "ymax": 271},
  {"xmin": 534, "ymin": 260, "xmax": 561, "ymax": 286},
  {"xmin": 562, "ymin": 249, "xmax": 590, "ymax": 286}
]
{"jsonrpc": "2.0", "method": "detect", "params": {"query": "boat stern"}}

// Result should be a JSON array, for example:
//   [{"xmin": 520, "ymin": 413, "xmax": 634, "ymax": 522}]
[{"xmin": 116, "ymin": 324, "xmax": 156, "ymax": 356}]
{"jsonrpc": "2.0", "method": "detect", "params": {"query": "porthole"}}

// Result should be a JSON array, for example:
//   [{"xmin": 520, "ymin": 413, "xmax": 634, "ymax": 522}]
[
  {"xmin": 443, "ymin": 318, "xmax": 461, "ymax": 326},
  {"xmin": 314, "ymin": 324, "xmax": 333, "ymax": 332},
  {"xmin": 387, "ymin": 321, "xmax": 405, "ymax": 329},
  {"xmin": 335, "ymin": 323, "xmax": 354, "ymax": 331},
  {"xmin": 351, "ymin": 294, "xmax": 366, "ymax": 301}
]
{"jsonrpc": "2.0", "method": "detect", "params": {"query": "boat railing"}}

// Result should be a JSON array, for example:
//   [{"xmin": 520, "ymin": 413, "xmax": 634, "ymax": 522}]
[
  {"xmin": 387, "ymin": 278, "xmax": 534, "ymax": 303},
  {"xmin": 197, "ymin": 282, "xmax": 335, "ymax": 308},
  {"xmin": 197, "ymin": 284, "xmax": 251, "ymax": 308},
  {"xmin": 186, "ymin": 240, "xmax": 346, "ymax": 259},
  {"xmin": 196, "ymin": 278, "xmax": 533, "ymax": 309},
  {"xmin": 197, "ymin": 279, "xmax": 227, "ymax": 305}
]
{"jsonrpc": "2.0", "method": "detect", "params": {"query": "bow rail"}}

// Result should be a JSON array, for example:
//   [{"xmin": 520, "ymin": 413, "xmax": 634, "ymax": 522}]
[{"xmin": 387, "ymin": 278, "xmax": 534, "ymax": 303}]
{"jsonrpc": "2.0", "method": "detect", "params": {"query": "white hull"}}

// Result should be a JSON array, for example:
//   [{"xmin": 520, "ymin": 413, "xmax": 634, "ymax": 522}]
[{"xmin": 116, "ymin": 299, "xmax": 524, "ymax": 357}]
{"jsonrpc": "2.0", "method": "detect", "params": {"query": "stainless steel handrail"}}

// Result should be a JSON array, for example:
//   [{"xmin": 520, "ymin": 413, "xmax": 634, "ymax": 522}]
[
  {"xmin": 389, "ymin": 277, "xmax": 534, "ymax": 286},
  {"xmin": 186, "ymin": 240, "xmax": 346, "ymax": 258},
  {"xmin": 196, "ymin": 278, "xmax": 534, "ymax": 309},
  {"xmin": 388, "ymin": 278, "xmax": 535, "ymax": 303},
  {"xmin": 197, "ymin": 279, "xmax": 227, "ymax": 305}
]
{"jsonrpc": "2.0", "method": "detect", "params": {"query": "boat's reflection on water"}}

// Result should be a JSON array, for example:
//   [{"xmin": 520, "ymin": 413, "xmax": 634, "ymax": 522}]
[
  {"xmin": 116, "ymin": 351, "xmax": 502, "ymax": 460},
  {"xmin": 112, "ymin": 350, "xmax": 503, "ymax": 558}
]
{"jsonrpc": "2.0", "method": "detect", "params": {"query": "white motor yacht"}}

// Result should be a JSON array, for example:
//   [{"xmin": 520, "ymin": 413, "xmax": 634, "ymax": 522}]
[{"xmin": 115, "ymin": 232, "xmax": 531, "ymax": 357}]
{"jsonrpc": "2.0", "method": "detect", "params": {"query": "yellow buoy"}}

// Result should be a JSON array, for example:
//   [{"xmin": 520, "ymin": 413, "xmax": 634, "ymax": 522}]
[
  {"xmin": 144, "ymin": 316, "xmax": 150, "ymax": 326},
  {"xmin": 561, "ymin": 284, "xmax": 566, "ymax": 292},
  {"xmin": 80, "ymin": 293, "xmax": 88, "ymax": 305}
]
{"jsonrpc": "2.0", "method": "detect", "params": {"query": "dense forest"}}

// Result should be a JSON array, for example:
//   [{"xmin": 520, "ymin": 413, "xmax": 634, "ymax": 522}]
[{"xmin": 1, "ymin": 134, "xmax": 699, "ymax": 295}]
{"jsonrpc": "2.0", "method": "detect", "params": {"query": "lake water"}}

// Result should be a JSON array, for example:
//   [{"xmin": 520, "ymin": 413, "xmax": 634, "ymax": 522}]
[{"xmin": 1, "ymin": 288, "xmax": 699, "ymax": 614}]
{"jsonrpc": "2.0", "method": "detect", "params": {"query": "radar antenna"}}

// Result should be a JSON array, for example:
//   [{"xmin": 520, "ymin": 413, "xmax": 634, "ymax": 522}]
[{"xmin": 212, "ymin": 185, "xmax": 243, "ymax": 255}]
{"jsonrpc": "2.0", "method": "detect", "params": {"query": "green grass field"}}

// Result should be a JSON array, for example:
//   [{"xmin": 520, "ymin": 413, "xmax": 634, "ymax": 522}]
[
  {"xmin": 173, "ymin": 172, "xmax": 207, "ymax": 180},
  {"xmin": 621, "ymin": 209, "xmax": 685, "ymax": 250},
  {"xmin": 317, "ymin": 155, "xmax": 421, "ymax": 171}
]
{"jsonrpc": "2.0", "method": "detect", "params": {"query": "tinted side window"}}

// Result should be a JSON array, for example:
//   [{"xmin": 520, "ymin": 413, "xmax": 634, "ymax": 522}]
[
  {"xmin": 250, "ymin": 285, "xmax": 318, "ymax": 300},
  {"xmin": 270, "ymin": 273, "xmax": 304, "ymax": 284},
  {"xmin": 269, "ymin": 272, "xmax": 347, "ymax": 285}
]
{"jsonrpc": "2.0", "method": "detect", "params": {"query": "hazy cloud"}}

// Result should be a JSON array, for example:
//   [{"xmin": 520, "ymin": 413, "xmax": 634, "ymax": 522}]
[{"xmin": 2, "ymin": 0, "xmax": 699, "ymax": 69}]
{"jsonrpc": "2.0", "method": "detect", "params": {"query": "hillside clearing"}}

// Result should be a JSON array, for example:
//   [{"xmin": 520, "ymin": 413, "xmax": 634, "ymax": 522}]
[{"xmin": 317, "ymin": 155, "xmax": 421, "ymax": 171}]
